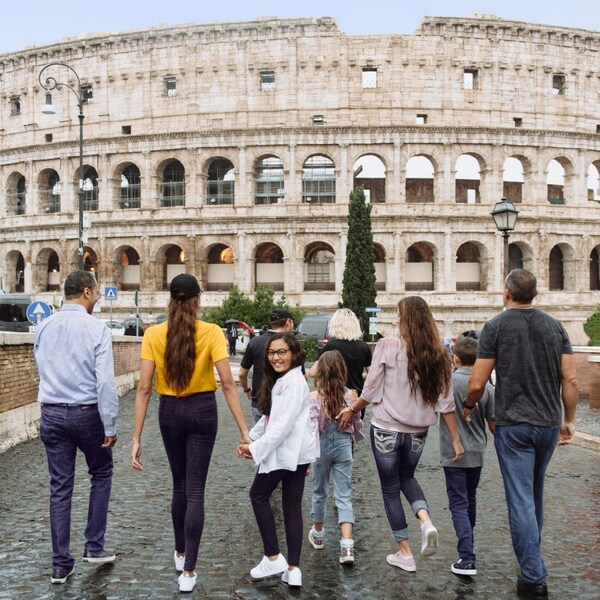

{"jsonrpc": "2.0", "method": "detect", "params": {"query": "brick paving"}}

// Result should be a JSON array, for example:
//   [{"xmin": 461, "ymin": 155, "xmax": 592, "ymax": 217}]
[{"xmin": 0, "ymin": 388, "xmax": 598, "ymax": 599}]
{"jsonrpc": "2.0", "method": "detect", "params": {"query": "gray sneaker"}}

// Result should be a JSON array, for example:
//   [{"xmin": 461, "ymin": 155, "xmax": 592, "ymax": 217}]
[
  {"xmin": 340, "ymin": 543, "xmax": 355, "ymax": 564},
  {"xmin": 386, "ymin": 551, "xmax": 417, "ymax": 572},
  {"xmin": 82, "ymin": 549, "xmax": 116, "ymax": 563},
  {"xmin": 308, "ymin": 527, "xmax": 324, "ymax": 550}
]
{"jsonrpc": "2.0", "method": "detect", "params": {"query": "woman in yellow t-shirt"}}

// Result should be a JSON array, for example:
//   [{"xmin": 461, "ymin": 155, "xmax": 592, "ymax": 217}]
[{"xmin": 131, "ymin": 274, "xmax": 250, "ymax": 593}]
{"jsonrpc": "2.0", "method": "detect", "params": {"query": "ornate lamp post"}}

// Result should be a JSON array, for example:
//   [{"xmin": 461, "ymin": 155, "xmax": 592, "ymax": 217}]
[
  {"xmin": 39, "ymin": 62, "xmax": 86, "ymax": 270},
  {"xmin": 491, "ymin": 198, "xmax": 519, "ymax": 279}
]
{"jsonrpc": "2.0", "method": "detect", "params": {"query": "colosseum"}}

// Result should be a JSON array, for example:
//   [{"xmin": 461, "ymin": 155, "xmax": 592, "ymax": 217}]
[{"xmin": 0, "ymin": 14, "xmax": 599, "ymax": 341}]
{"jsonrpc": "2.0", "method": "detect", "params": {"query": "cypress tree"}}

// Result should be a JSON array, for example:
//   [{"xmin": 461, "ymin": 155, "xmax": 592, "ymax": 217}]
[{"xmin": 342, "ymin": 186, "xmax": 377, "ymax": 335}]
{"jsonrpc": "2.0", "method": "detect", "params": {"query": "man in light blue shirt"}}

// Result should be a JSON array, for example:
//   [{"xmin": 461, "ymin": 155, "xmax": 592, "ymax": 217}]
[{"xmin": 34, "ymin": 270, "xmax": 119, "ymax": 584}]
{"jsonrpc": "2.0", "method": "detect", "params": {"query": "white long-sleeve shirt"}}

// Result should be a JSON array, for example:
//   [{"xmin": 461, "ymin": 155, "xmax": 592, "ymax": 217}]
[{"xmin": 249, "ymin": 366, "xmax": 316, "ymax": 473}]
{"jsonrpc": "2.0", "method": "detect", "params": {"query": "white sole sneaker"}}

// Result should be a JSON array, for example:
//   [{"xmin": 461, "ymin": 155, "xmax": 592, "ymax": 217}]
[
  {"xmin": 250, "ymin": 554, "xmax": 288, "ymax": 579},
  {"xmin": 421, "ymin": 522, "xmax": 439, "ymax": 557},
  {"xmin": 178, "ymin": 572, "xmax": 197, "ymax": 592},
  {"xmin": 50, "ymin": 568, "xmax": 74, "ymax": 584},
  {"xmin": 174, "ymin": 551, "xmax": 185, "ymax": 572},
  {"xmin": 282, "ymin": 568, "xmax": 302, "ymax": 587}
]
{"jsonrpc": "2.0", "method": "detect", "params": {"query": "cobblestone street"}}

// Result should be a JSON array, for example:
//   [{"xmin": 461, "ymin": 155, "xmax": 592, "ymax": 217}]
[{"xmin": 0, "ymin": 388, "xmax": 598, "ymax": 599}]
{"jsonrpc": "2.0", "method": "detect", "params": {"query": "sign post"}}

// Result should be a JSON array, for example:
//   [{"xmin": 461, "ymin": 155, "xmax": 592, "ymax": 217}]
[
  {"xmin": 365, "ymin": 307, "xmax": 381, "ymax": 341},
  {"xmin": 26, "ymin": 301, "xmax": 53, "ymax": 331},
  {"xmin": 104, "ymin": 286, "xmax": 118, "ymax": 325}
]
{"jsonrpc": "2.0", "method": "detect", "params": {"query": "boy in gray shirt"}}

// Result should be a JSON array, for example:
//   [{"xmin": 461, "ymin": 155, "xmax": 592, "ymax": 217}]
[{"xmin": 439, "ymin": 336, "xmax": 494, "ymax": 577}]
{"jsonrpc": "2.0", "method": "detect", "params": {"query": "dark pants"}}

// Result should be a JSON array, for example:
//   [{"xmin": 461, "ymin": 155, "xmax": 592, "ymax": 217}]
[
  {"xmin": 40, "ymin": 403, "xmax": 114, "ymax": 571},
  {"xmin": 249, "ymin": 464, "xmax": 309, "ymax": 567},
  {"xmin": 228, "ymin": 337, "xmax": 236, "ymax": 356},
  {"xmin": 159, "ymin": 393, "xmax": 218, "ymax": 572},
  {"xmin": 443, "ymin": 466, "xmax": 482, "ymax": 563}
]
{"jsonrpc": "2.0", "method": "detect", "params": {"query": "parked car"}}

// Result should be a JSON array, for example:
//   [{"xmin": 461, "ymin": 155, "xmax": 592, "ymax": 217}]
[
  {"xmin": 0, "ymin": 294, "xmax": 32, "ymax": 332},
  {"xmin": 123, "ymin": 316, "xmax": 145, "ymax": 336},
  {"xmin": 102, "ymin": 319, "xmax": 125, "ymax": 336},
  {"xmin": 155, "ymin": 313, "xmax": 167, "ymax": 324},
  {"xmin": 295, "ymin": 313, "xmax": 334, "ymax": 349}
]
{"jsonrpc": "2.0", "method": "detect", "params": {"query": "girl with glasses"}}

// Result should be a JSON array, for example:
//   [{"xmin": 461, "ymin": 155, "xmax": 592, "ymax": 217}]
[{"xmin": 237, "ymin": 332, "xmax": 316, "ymax": 588}]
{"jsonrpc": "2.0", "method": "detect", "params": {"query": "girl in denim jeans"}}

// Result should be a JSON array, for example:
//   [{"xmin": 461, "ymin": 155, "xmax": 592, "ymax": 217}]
[
  {"xmin": 338, "ymin": 297, "xmax": 464, "ymax": 573},
  {"xmin": 308, "ymin": 350, "xmax": 364, "ymax": 564}
]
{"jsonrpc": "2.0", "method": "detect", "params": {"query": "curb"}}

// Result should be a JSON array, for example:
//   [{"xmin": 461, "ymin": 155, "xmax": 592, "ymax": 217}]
[{"xmin": 573, "ymin": 431, "xmax": 600, "ymax": 451}]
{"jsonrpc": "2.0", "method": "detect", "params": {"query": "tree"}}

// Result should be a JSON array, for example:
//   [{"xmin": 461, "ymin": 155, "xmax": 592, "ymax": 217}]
[
  {"xmin": 584, "ymin": 304, "xmax": 600, "ymax": 346},
  {"xmin": 342, "ymin": 186, "xmax": 377, "ymax": 334}
]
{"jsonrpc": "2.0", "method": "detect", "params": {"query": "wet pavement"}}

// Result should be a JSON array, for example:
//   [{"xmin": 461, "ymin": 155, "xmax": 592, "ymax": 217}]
[{"xmin": 0, "ymin": 387, "xmax": 598, "ymax": 599}]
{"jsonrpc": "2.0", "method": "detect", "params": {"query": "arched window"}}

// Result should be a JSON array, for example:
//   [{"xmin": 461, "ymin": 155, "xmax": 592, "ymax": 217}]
[
  {"xmin": 455, "ymin": 155, "xmax": 480, "ymax": 204},
  {"xmin": 549, "ymin": 246, "xmax": 564, "ymax": 290},
  {"xmin": 255, "ymin": 243, "xmax": 284, "ymax": 290},
  {"xmin": 406, "ymin": 156, "xmax": 435, "ymax": 203},
  {"xmin": 303, "ymin": 155, "xmax": 336, "ymax": 204},
  {"xmin": 590, "ymin": 248, "xmax": 600, "ymax": 291},
  {"xmin": 119, "ymin": 165, "xmax": 141, "ymax": 209},
  {"xmin": 118, "ymin": 247, "xmax": 140, "ymax": 290},
  {"xmin": 502, "ymin": 157, "xmax": 524, "ymax": 204},
  {"xmin": 456, "ymin": 242, "xmax": 482, "ymax": 291},
  {"xmin": 39, "ymin": 170, "xmax": 61, "ymax": 213},
  {"xmin": 508, "ymin": 244, "xmax": 524, "ymax": 271},
  {"xmin": 7, "ymin": 173, "xmax": 26, "ymax": 215},
  {"xmin": 353, "ymin": 155, "xmax": 386, "ymax": 203},
  {"xmin": 547, "ymin": 159, "xmax": 566, "ymax": 204},
  {"xmin": 255, "ymin": 157, "xmax": 284, "ymax": 205},
  {"xmin": 207, "ymin": 244, "xmax": 234, "ymax": 291},
  {"xmin": 82, "ymin": 167, "xmax": 99, "ymax": 211},
  {"xmin": 83, "ymin": 247, "xmax": 98, "ymax": 273},
  {"xmin": 161, "ymin": 160, "xmax": 185, "ymax": 207},
  {"xmin": 374, "ymin": 244, "xmax": 386, "ymax": 290},
  {"xmin": 207, "ymin": 159, "xmax": 235, "ymax": 205},
  {"xmin": 406, "ymin": 243, "xmax": 434, "ymax": 290},
  {"xmin": 304, "ymin": 243, "xmax": 335, "ymax": 290},
  {"xmin": 588, "ymin": 163, "xmax": 600, "ymax": 202}
]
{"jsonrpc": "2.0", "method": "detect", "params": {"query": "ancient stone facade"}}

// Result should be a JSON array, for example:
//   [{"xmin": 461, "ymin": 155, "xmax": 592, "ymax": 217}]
[{"xmin": 0, "ymin": 15, "xmax": 599, "ymax": 342}]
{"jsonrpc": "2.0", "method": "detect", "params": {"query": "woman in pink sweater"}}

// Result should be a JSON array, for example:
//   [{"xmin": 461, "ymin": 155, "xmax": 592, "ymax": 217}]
[{"xmin": 338, "ymin": 296, "xmax": 464, "ymax": 573}]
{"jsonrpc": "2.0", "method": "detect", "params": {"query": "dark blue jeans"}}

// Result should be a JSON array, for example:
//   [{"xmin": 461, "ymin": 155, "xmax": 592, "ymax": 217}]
[
  {"xmin": 494, "ymin": 424, "xmax": 559, "ymax": 585},
  {"xmin": 40, "ymin": 403, "xmax": 114, "ymax": 571},
  {"xmin": 250, "ymin": 464, "xmax": 309, "ymax": 567},
  {"xmin": 443, "ymin": 466, "xmax": 482, "ymax": 563},
  {"xmin": 370, "ymin": 425, "xmax": 429, "ymax": 541},
  {"xmin": 159, "ymin": 393, "xmax": 218, "ymax": 572}
]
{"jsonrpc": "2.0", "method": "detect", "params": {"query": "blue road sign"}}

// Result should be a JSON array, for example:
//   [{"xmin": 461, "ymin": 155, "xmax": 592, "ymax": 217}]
[
  {"xmin": 26, "ymin": 301, "xmax": 52, "ymax": 325},
  {"xmin": 366, "ymin": 307, "xmax": 381, "ymax": 313},
  {"xmin": 104, "ymin": 286, "xmax": 118, "ymax": 301}
]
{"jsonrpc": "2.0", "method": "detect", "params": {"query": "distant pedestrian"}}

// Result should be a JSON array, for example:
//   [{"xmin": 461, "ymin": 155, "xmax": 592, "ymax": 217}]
[
  {"xmin": 338, "ymin": 296, "xmax": 464, "ymax": 573},
  {"xmin": 131, "ymin": 274, "xmax": 250, "ymax": 593},
  {"xmin": 308, "ymin": 308, "xmax": 371, "ymax": 415},
  {"xmin": 308, "ymin": 350, "xmax": 363, "ymax": 564},
  {"xmin": 239, "ymin": 308, "xmax": 295, "ymax": 424},
  {"xmin": 237, "ymin": 333, "xmax": 316, "ymax": 589},
  {"xmin": 226, "ymin": 323, "xmax": 238, "ymax": 356},
  {"xmin": 466, "ymin": 269, "xmax": 578, "ymax": 600},
  {"xmin": 34, "ymin": 270, "xmax": 119, "ymax": 584},
  {"xmin": 440, "ymin": 335, "xmax": 495, "ymax": 577}
]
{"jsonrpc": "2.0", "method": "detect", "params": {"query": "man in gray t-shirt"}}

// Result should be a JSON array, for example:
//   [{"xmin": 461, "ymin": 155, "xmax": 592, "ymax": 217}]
[{"xmin": 465, "ymin": 269, "xmax": 578, "ymax": 599}]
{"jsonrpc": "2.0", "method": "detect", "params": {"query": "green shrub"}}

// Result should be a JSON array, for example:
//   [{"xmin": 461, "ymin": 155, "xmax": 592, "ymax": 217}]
[
  {"xmin": 301, "ymin": 338, "xmax": 319, "ymax": 363},
  {"xmin": 584, "ymin": 304, "xmax": 600, "ymax": 346}
]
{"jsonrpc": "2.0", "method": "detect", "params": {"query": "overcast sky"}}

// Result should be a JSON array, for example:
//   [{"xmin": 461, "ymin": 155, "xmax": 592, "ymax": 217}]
[{"xmin": 2, "ymin": 0, "xmax": 599, "ymax": 54}]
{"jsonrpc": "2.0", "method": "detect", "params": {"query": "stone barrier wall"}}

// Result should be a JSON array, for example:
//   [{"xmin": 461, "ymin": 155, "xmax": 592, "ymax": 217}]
[{"xmin": 0, "ymin": 332, "xmax": 141, "ymax": 452}]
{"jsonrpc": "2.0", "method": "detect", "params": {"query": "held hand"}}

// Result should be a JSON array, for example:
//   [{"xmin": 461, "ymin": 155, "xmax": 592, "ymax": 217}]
[
  {"xmin": 236, "ymin": 443, "xmax": 253, "ymax": 459},
  {"xmin": 131, "ymin": 441, "xmax": 144, "ymax": 471},
  {"xmin": 102, "ymin": 435, "xmax": 118, "ymax": 448},
  {"xmin": 462, "ymin": 405, "xmax": 477, "ymax": 421},
  {"xmin": 558, "ymin": 421, "xmax": 575, "ymax": 446},
  {"xmin": 336, "ymin": 407, "xmax": 353, "ymax": 430},
  {"xmin": 240, "ymin": 433, "xmax": 252, "ymax": 445},
  {"xmin": 451, "ymin": 439, "xmax": 465, "ymax": 463}
]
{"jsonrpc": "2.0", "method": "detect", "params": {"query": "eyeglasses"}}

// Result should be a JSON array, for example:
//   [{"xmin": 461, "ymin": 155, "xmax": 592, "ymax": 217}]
[{"xmin": 267, "ymin": 349, "xmax": 290, "ymax": 359}]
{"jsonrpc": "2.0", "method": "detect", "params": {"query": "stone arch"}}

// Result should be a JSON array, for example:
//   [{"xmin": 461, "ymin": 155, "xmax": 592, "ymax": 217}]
[
  {"xmin": 3, "ymin": 250, "xmax": 25, "ymax": 292},
  {"xmin": 205, "ymin": 157, "xmax": 235, "ymax": 205},
  {"xmin": 406, "ymin": 241, "xmax": 435, "ymax": 291},
  {"xmin": 455, "ymin": 154, "xmax": 482, "ymax": 204},
  {"xmin": 590, "ymin": 246, "xmax": 600, "ymax": 291},
  {"xmin": 255, "ymin": 242, "xmax": 284, "ymax": 290},
  {"xmin": 254, "ymin": 155, "xmax": 284, "ymax": 205},
  {"xmin": 157, "ymin": 159, "xmax": 186, "ymax": 207},
  {"xmin": 546, "ymin": 157, "xmax": 573, "ymax": 204},
  {"xmin": 6, "ymin": 171, "xmax": 26, "ymax": 216},
  {"xmin": 114, "ymin": 162, "xmax": 141, "ymax": 209},
  {"xmin": 352, "ymin": 154, "xmax": 386, "ymax": 203},
  {"xmin": 38, "ymin": 168, "xmax": 61, "ymax": 213},
  {"xmin": 374, "ymin": 243, "xmax": 386, "ymax": 291},
  {"xmin": 83, "ymin": 246, "xmax": 99, "ymax": 275},
  {"xmin": 304, "ymin": 242, "xmax": 335, "ymax": 290},
  {"xmin": 587, "ymin": 161, "xmax": 600, "ymax": 202},
  {"xmin": 34, "ymin": 247, "xmax": 61, "ymax": 292},
  {"xmin": 81, "ymin": 166, "xmax": 99, "ymax": 211},
  {"xmin": 111, "ymin": 245, "xmax": 141, "ymax": 290},
  {"xmin": 502, "ymin": 156, "xmax": 526, "ymax": 204},
  {"xmin": 456, "ymin": 241, "xmax": 487, "ymax": 291},
  {"xmin": 302, "ymin": 154, "xmax": 336, "ymax": 204},
  {"xmin": 549, "ymin": 243, "xmax": 576, "ymax": 290},
  {"xmin": 405, "ymin": 155, "xmax": 435, "ymax": 204},
  {"xmin": 206, "ymin": 243, "xmax": 234, "ymax": 291},
  {"xmin": 155, "ymin": 243, "xmax": 187, "ymax": 290}
]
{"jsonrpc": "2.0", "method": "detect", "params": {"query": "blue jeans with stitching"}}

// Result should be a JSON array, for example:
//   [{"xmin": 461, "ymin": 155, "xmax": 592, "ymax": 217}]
[
  {"xmin": 370, "ymin": 425, "xmax": 429, "ymax": 541},
  {"xmin": 494, "ymin": 423, "xmax": 559, "ymax": 585}
]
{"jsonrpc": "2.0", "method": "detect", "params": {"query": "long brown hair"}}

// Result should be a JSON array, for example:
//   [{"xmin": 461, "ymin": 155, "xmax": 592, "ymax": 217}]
[
  {"xmin": 258, "ymin": 333, "xmax": 305, "ymax": 416},
  {"xmin": 314, "ymin": 350, "xmax": 348, "ymax": 421},
  {"xmin": 164, "ymin": 295, "xmax": 199, "ymax": 394},
  {"xmin": 397, "ymin": 296, "xmax": 451, "ymax": 408}
]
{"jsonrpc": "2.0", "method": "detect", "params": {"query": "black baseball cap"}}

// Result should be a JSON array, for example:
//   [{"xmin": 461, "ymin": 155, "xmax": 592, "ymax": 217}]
[
  {"xmin": 170, "ymin": 274, "xmax": 201, "ymax": 301},
  {"xmin": 270, "ymin": 308, "xmax": 293, "ymax": 323}
]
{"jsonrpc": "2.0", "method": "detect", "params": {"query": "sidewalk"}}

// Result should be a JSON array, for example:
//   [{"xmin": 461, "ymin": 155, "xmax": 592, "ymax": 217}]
[{"xmin": 0, "ymin": 388, "xmax": 598, "ymax": 599}]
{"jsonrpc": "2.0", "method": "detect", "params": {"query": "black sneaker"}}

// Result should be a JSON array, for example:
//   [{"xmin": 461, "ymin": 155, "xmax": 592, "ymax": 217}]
[
  {"xmin": 82, "ymin": 549, "xmax": 116, "ymax": 563},
  {"xmin": 451, "ymin": 560, "xmax": 477, "ymax": 576},
  {"xmin": 516, "ymin": 579, "xmax": 548, "ymax": 598},
  {"xmin": 51, "ymin": 567, "xmax": 74, "ymax": 584}
]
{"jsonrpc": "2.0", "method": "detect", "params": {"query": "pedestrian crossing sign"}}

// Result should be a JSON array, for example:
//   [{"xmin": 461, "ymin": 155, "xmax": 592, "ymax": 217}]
[{"xmin": 104, "ymin": 286, "xmax": 118, "ymax": 301}]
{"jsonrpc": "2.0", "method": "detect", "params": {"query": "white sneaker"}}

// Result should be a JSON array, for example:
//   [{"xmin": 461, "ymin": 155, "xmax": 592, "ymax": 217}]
[
  {"xmin": 250, "ymin": 554, "xmax": 288, "ymax": 580},
  {"xmin": 421, "ymin": 521, "xmax": 439, "ymax": 556},
  {"xmin": 174, "ymin": 551, "xmax": 185, "ymax": 572},
  {"xmin": 178, "ymin": 571, "xmax": 197, "ymax": 593},
  {"xmin": 282, "ymin": 567, "xmax": 302, "ymax": 587}
]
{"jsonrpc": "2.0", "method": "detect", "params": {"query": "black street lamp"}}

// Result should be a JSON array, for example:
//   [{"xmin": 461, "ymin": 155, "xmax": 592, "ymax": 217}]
[
  {"xmin": 491, "ymin": 198, "xmax": 519, "ymax": 279},
  {"xmin": 39, "ymin": 62, "xmax": 86, "ymax": 270}
]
